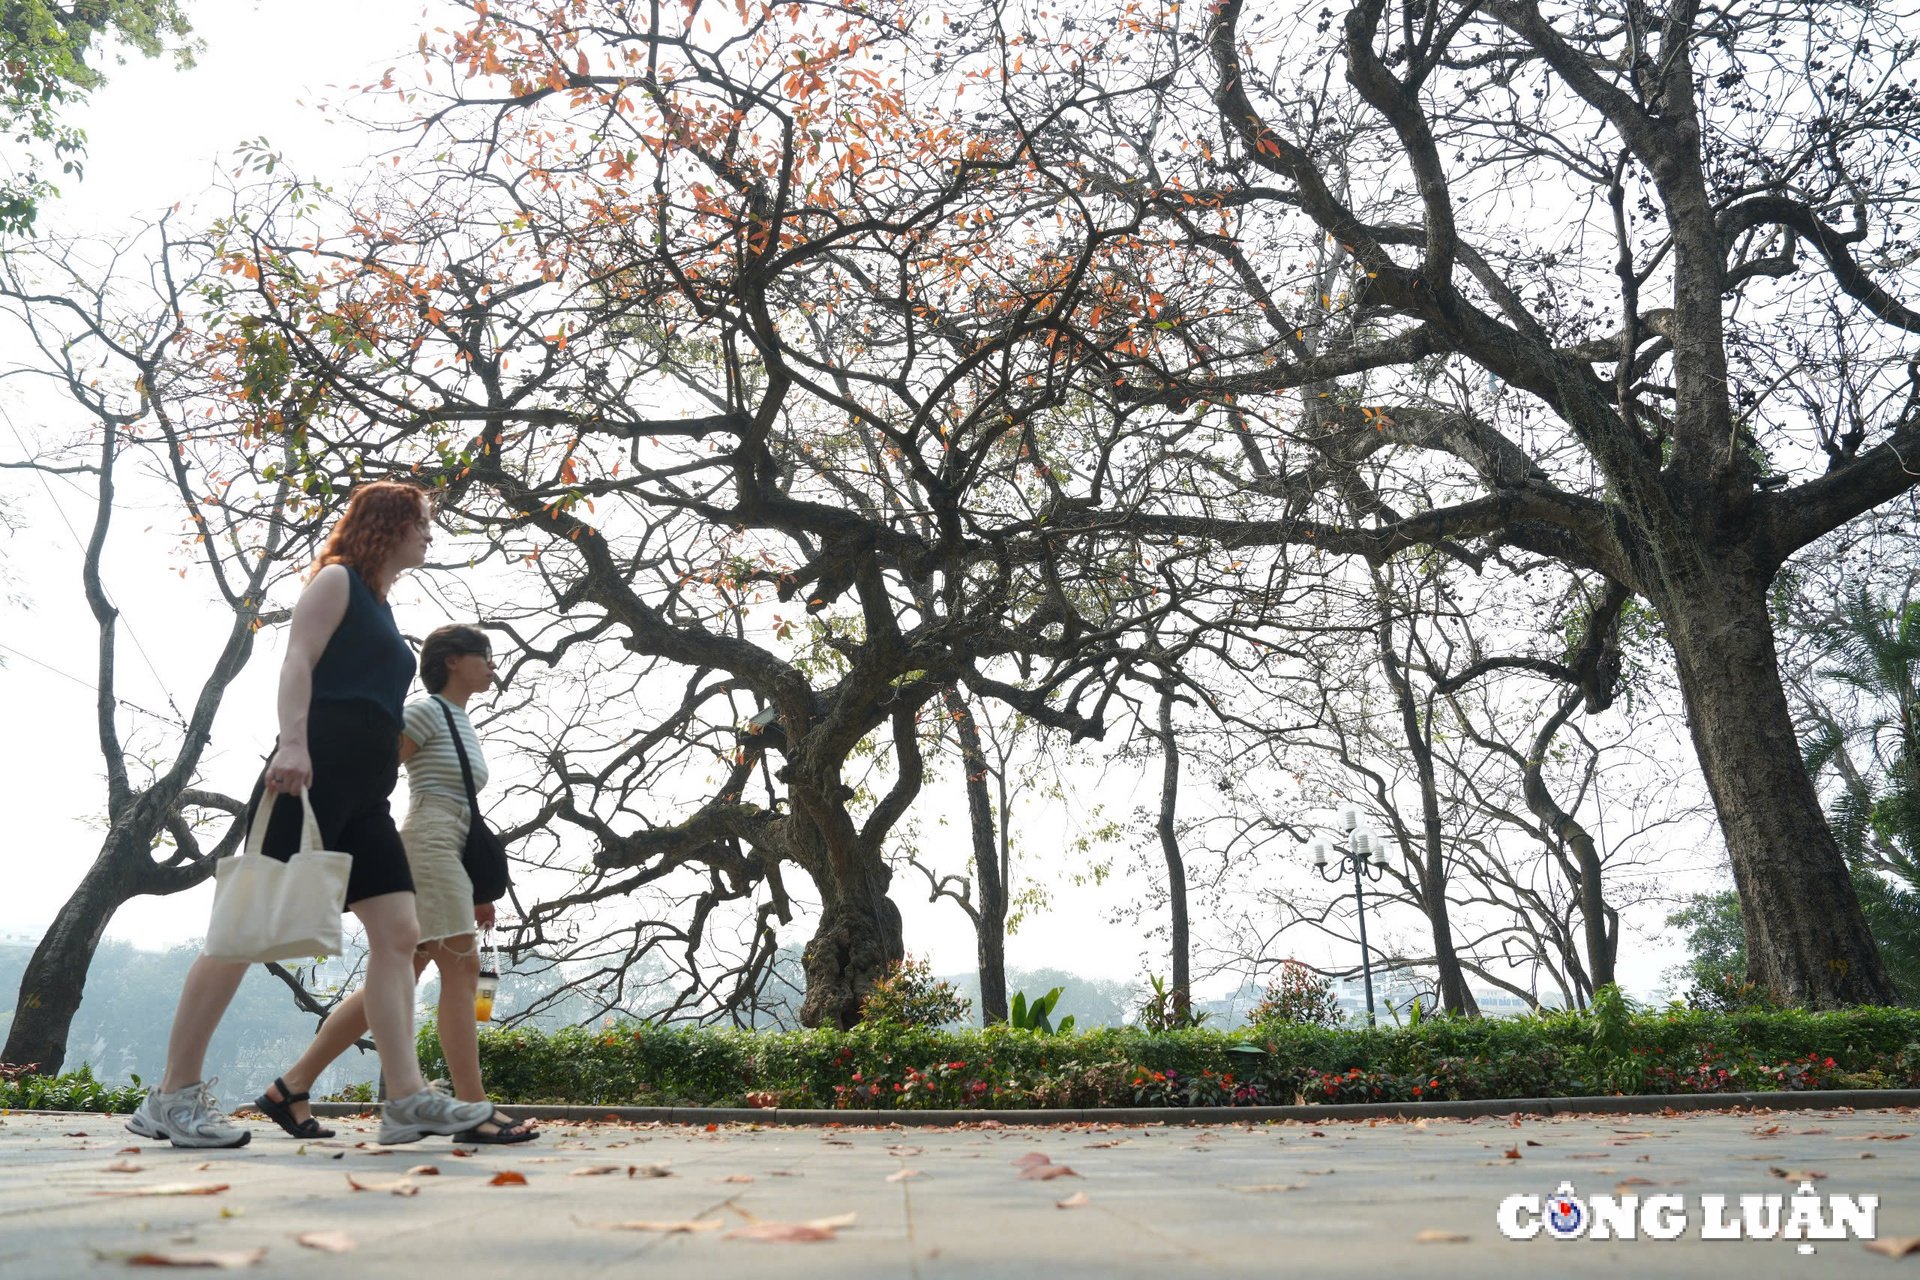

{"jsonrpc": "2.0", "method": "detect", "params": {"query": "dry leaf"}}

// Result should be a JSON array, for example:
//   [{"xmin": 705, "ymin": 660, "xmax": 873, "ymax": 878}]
[
  {"xmin": 294, "ymin": 1232, "xmax": 355, "ymax": 1253},
  {"xmin": 1020, "ymin": 1163, "xmax": 1081, "ymax": 1181},
  {"xmin": 1231, "ymin": 1183, "xmax": 1306, "ymax": 1193},
  {"xmin": 104, "ymin": 1160, "xmax": 145, "ymax": 1173},
  {"xmin": 727, "ymin": 1213, "xmax": 856, "ymax": 1244},
  {"xmin": 885, "ymin": 1168, "xmax": 923, "ymax": 1182},
  {"xmin": 344, "ymin": 1175, "xmax": 417, "ymax": 1197},
  {"xmin": 1414, "ymin": 1230, "xmax": 1469, "ymax": 1244},
  {"xmin": 569, "ymin": 1166, "xmax": 623, "ymax": 1177},
  {"xmin": 488, "ymin": 1171, "xmax": 529, "ymax": 1186},
  {"xmin": 628, "ymin": 1164, "xmax": 673, "ymax": 1178},
  {"xmin": 1767, "ymin": 1167, "xmax": 1826, "ymax": 1181},
  {"xmin": 1056, "ymin": 1192, "xmax": 1090, "ymax": 1209},
  {"xmin": 584, "ymin": 1218, "xmax": 724, "ymax": 1234},
  {"xmin": 125, "ymin": 1248, "xmax": 266, "ymax": 1268},
  {"xmin": 745, "ymin": 1091, "xmax": 778, "ymax": 1109},
  {"xmin": 117, "ymin": 1147, "xmax": 141, "ymax": 1155},
  {"xmin": 1865, "ymin": 1236, "xmax": 1920, "ymax": 1258},
  {"xmin": 449, "ymin": 1148, "xmax": 475, "ymax": 1158},
  {"xmin": 1503, "ymin": 1147, "xmax": 1522, "ymax": 1159},
  {"xmin": 719, "ymin": 1174, "xmax": 755, "ymax": 1184},
  {"xmin": 92, "ymin": 1183, "xmax": 229, "ymax": 1198},
  {"xmin": 887, "ymin": 1145, "xmax": 925, "ymax": 1158},
  {"xmin": 405, "ymin": 1165, "xmax": 441, "ymax": 1177}
]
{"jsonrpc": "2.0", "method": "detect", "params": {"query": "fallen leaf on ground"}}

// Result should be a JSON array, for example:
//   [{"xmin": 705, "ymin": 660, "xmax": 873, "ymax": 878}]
[
  {"xmin": 1056, "ymin": 1192, "xmax": 1090, "ymax": 1209},
  {"xmin": 91, "ymin": 1183, "xmax": 229, "ymax": 1198},
  {"xmin": 294, "ymin": 1232, "xmax": 355, "ymax": 1253},
  {"xmin": 887, "ymin": 1145, "xmax": 925, "ymax": 1158},
  {"xmin": 1503, "ymin": 1147, "xmax": 1522, "ymax": 1159},
  {"xmin": 1085, "ymin": 1139, "xmax": 1132, "ymax": 1149},
  {"xmin": 117, "ymin": 1147, "xmax": 141, "ymax": 1155},
  {"xmin": 64, "ymin": 1131, "xmax": 89, "ymax": 1137},
  {"xmin": 1837, "ymin": 1133, "xmax": 1910, "ymax": 1141},
  {"xmin": 343, "ymin": 1175, "xmax": 417, "ymax": 1197},
  {"xmin": 1020, "ymin": 1163, "xmax": 1081, "ymax": 1181},
  {"xmin": 580, "ymin": 1217, "xmax": 724, "ymax": 1234},
  {"xmin": 629, "ymin": 1164, "xmax": 673, "ymax": 1178},
  {"xmin": 727, "ymin": 1213, "xmax": 856, "ymax": 1244},
  {"xmin": 569, "ymin": 1166, "xmax": 622, "ymax": 1177},
  {"xmin": 1866, "ymin": 1236, "xmax": 1920, "ymax": 1258},
  {"xmin": 1767, "ymin": 1167, "xmax": 1825, "ymax": 1180},
  {"xmin": 1231, "ymin": 1183, "xmax": 1305, "ymax": 1193},
  {"xmin": 1302, "ymin": 1169, "xmax": 1336, "ymax": 1176},
  {"xmin": 124, "ymin": 1248, "xmax": 266, "ymax": 1268},
  {"xmin": 886, "ymin": 1168, "xmax": 923, "ymax": 1182},
  {"xmin": 1415, "ymin": 1230, "xmax": 1469, "ymax": 1244},
  {"xmin": 488, "ymin": 1171, "xmax": 528, "ymax": 1186},
  {"xmin": 718, "ymin": 1174, "xmax": 755, "ymax": 1184},
  {"xmin": 104, "ymin": 1160, "xmax": 144, "ymax": 1173},
  {"xmin": 449, "ymin": 1148, "xmax": 475, "ymax": 1158},
  {"xmin": 405, "ymin": 1165, "xmax": 440, "ymax": 1177}
]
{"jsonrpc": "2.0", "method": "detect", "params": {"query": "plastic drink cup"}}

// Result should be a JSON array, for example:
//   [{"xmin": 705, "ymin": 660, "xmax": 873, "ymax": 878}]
[{"xmin": 475, "ymin": 969, "xmax": 499, "ymax": 1023}]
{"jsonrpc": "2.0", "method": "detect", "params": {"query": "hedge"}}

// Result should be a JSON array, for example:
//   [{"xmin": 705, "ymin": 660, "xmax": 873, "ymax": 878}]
[
  {"xmin": 11, "ymin": 1006, "xmax": 1920, "ymax": 1115},
  {"xmin": 414, "ymin": 1005, "xmax": 1920, "ymax": 1110}
]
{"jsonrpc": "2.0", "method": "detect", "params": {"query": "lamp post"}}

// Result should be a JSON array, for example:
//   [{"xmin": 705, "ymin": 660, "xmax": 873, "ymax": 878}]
[{"xmin": 1313, "ymin": 805, "xmax": 1388, "ymax": 1027}]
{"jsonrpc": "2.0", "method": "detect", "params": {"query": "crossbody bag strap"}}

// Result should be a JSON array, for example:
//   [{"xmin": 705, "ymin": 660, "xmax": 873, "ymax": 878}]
[{"xmin": 437, "ymin": 697, "xmax": 483, "ymax": 820}]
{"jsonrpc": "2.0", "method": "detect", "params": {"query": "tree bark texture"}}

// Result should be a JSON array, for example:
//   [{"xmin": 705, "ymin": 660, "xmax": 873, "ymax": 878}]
[
  {"xmin": 1155, "ymin": 684, "xmax": 1191, "ymax": 1020},
  {"xmin": 1653, "ymin": 569, "xmax": 1896, "ymax": 1005},
  {"xmin": 946, "ymin": 688, "xmax": 1008, "ymax": 1025}
]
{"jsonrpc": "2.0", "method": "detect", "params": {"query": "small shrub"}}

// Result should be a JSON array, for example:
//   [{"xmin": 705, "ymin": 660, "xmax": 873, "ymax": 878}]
[
  {"xmin": 1249, "ymin": 960, "xmax": 1343, "ymax": 1028},
  {"xmin": 1137, "ymin": 974, "xmax": 1209, "ymax": 1032},
  {"xmin": 0, "ymin": 1063, "xmax": 145, "ymax": 1113},
  {"xmin": 860, "ymin": 956, "xmax": 972, "ymax": 1029}
]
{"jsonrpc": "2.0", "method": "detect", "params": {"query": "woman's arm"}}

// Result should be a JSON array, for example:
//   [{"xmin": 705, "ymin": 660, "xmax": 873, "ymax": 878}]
[{"xmin": 265, "ymin": 564, "xmax": 351, "ymax": 793}]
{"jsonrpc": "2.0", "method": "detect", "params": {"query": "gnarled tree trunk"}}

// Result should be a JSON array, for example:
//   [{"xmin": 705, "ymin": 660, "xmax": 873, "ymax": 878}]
[{"xmin": 1655, "ymin": 567, "xmax": 1894, "ymax": 1005}]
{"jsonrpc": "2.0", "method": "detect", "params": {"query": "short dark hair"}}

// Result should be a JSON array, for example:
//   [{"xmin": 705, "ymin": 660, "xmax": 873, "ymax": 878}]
[{"xmin": 420, "ymin": 623, "xmax": 491, "ymax": 694}]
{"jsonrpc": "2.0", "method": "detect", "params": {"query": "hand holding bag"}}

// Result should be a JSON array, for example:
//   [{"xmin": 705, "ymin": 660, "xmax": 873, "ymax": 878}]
[
  {"xmin": 440, "ymin": 698, "xmax": 512, "ymax": 904},
  {"xmin": 202, "ymin": 789, "xmax": 353, "ymax": 962}
]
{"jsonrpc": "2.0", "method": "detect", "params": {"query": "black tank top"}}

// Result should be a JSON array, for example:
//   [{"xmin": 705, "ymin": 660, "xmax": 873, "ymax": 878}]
[{"xmin": 309, "ymin": 566, "xmax": 413, "ymax": 725}]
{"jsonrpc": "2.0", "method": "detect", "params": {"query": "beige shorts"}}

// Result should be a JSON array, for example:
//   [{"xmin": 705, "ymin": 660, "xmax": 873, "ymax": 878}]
[{"xmin": 402, "ymin": 793, "xmax": 478, "ymax": 948}]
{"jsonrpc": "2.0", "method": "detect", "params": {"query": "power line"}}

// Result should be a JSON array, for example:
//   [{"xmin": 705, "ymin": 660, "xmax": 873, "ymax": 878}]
[
  {"xmin": 0, "ymin": 639, "xmax": 190, "ymax": 729},
  {"xmin": 0, "ymin": 397, "xmax": 193, "ymax": 730}
]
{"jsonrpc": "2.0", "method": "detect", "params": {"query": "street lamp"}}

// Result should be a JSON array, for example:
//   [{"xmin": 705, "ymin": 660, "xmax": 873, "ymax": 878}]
[{"xmin": 1312, "ymin": 805, "xmax": 1389, "ymax": 1026}]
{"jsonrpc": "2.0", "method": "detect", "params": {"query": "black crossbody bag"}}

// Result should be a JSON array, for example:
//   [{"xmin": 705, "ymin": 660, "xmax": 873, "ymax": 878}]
[{"xmin": 439, "ymin": 698, "xmax": 511, "ymax": 903}]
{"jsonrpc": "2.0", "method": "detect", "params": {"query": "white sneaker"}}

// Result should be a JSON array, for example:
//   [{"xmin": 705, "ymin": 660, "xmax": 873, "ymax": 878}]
[
  {"xmin": 126, "ymin": 1079, "xmax": 252, "ymax": 1149},
  {"xmin": 378, "ymin": 1083, "xmax": 495, "ymax": 1144}
]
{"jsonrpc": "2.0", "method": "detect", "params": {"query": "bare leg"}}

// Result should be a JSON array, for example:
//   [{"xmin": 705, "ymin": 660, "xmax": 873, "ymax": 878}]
[
  {"xmin": 351, "ymin": 891, "xmax": 427, "ymax": 1100},
  {"xmin": 159, "ymin": 956, "xmax": 250, "ymax": 1092},
  {"xmin": 424, "ymin": 934, "xmax": 533, "ymax": 1138},
  {"xmin": 425, "ymin": 936, "xmax": 484, "ymax": 1100},
  {"xmin": 266, "ymin": 952, "xmax": 430, "ymax": 1123}
]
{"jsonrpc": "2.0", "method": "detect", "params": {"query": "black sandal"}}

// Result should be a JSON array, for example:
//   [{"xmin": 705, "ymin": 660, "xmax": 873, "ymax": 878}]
[
  {"xmin": 453, "ymin": 1111, "xmax": 539, "ymax": 1145},
  {"xmin": 254, "ymin": 1076, "xmax": 336, "ymax": 1139}
]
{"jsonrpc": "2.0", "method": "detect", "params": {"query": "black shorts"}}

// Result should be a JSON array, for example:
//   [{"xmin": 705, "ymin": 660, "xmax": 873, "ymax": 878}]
[{"xmin": 246, "ymin": 698, "xmax": 414, "ymax": 905}]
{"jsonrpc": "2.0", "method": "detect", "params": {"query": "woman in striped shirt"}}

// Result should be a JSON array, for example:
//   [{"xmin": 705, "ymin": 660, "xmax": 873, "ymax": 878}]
[{"xmin": 256, "ymin": 624, "xmax": 536, "ymax": 1144}]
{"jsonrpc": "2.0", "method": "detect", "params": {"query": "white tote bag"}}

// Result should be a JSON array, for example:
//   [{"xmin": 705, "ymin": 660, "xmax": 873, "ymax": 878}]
[{"xmin": 202, "ymin": 789, "xmax": 354, "ymax": 963}]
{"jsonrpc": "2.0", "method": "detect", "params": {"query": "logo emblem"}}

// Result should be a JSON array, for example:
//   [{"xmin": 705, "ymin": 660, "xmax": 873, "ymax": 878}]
[{"xmin": 1545, "ymin": 1182, "xmax": 1587, "ymax": 1240}]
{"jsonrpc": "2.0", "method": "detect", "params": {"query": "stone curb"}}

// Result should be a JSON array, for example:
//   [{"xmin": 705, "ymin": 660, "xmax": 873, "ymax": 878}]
[{"xmin": 298, "ymin": 1087, "xmax": 1920, "ymax": 1126}]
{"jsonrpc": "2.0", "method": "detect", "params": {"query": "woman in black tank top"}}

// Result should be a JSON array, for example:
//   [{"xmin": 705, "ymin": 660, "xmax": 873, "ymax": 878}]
[{"xmin": 130, "ymin": 481, "xmax": 496, "ymax": 1149}]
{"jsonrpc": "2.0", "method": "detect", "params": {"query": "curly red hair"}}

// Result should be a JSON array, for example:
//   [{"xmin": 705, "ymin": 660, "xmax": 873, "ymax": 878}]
[{"xmin": 312, "ymin": 480, "xmax": 431, "ymax": 599}]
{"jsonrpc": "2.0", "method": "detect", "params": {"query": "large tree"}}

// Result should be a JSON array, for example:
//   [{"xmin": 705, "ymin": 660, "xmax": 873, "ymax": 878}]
[
  {"xmin": 0, "ymin": 222, "xmax": 302, "ymax": 1071},
  {"xmin": 1019, "ymin": 0, "xmax": 1920, "ymax": 1004},
  {"xmin": 204, "ymin": 0, "xmax": 1178, "ymax": 1026}
]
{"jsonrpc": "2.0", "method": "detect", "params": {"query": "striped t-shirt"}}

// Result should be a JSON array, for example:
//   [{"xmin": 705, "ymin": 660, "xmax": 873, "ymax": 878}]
[{"xmin": 401, "ymin": 695, "xmax": 489, "ymax": 803}]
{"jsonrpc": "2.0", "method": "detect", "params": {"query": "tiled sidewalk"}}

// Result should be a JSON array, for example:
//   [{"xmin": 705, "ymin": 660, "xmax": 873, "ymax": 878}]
[{"xmin": 0, "ymin": 1103, "xmax": 1912, "ymax": 1277}]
